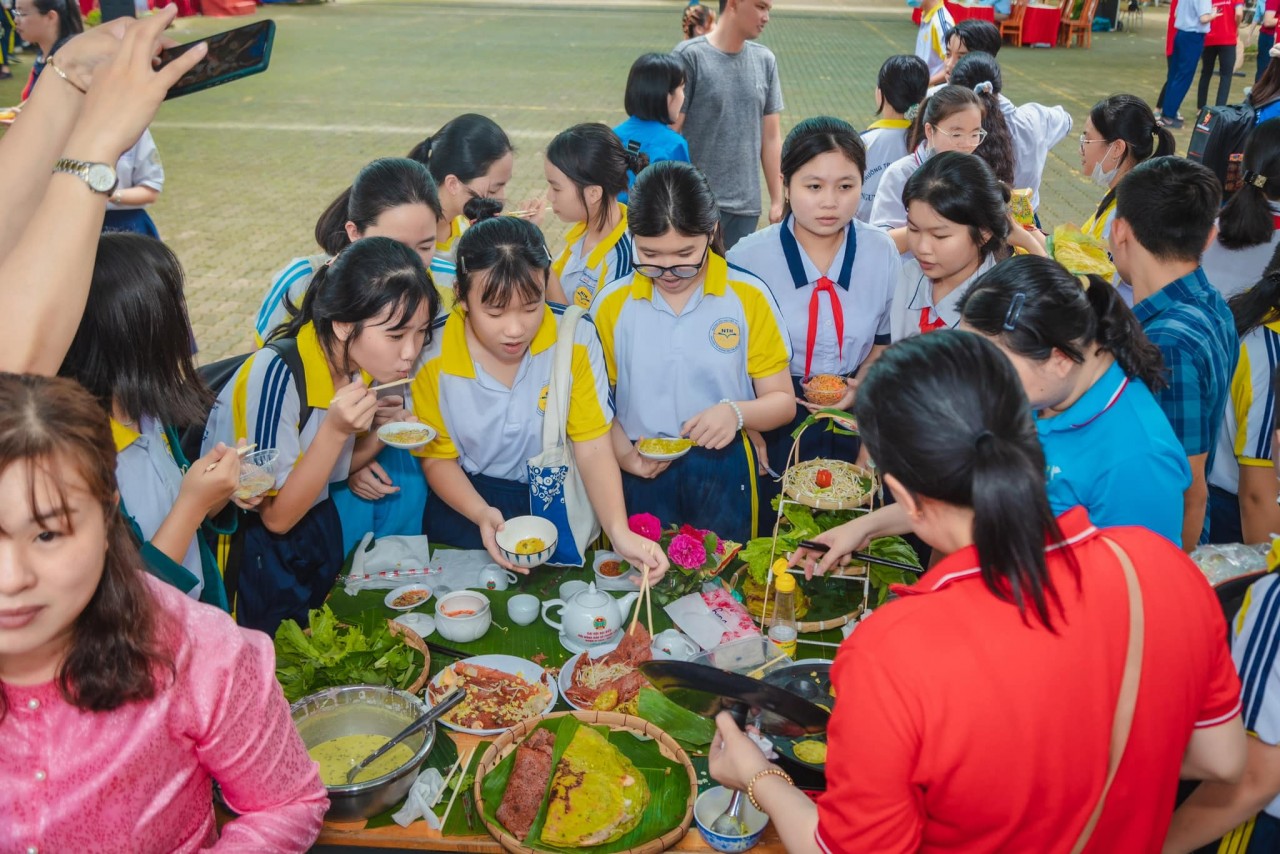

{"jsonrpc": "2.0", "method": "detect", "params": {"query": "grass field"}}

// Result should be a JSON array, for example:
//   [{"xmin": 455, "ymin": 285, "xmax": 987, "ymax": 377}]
[{"xmin": 0, "ymin": 0, "xmax": 1188, "ymax": 359}]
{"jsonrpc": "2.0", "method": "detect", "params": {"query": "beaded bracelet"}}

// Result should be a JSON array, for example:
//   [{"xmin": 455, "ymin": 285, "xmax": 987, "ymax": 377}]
[
  {"xmin": 719, "ymin": 398, "xmax": 744, "ymax": 432},
  {"xmin": 46, "ymin": 58, "xmax": 88, "ymax": 95},
  {"xmin": 747, "ymin": 767, "xmax": 793, "ymax": 812}
]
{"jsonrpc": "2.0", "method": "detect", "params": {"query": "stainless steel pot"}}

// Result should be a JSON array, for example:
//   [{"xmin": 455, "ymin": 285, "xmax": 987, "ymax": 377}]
[{"xmin": 290, "ymin": 684, "xmax": 436, "ymax": 822}]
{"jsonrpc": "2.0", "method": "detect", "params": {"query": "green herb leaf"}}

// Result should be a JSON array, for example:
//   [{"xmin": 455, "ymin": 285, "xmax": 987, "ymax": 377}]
[{"xmin": 637, "ymin": 687, "xmax": 715, "ymax": 746}]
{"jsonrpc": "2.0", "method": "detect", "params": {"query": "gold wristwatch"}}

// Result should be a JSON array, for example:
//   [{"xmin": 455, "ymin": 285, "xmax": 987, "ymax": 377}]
[{"xmin": 53, "ymin": 158, "xmax": 118, "ymax": 195}]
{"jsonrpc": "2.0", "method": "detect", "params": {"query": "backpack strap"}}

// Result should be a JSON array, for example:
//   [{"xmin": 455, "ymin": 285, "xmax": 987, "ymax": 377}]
[{"xmin": 264, "ymin": 336, "xmax": 314, "ymax": 431}]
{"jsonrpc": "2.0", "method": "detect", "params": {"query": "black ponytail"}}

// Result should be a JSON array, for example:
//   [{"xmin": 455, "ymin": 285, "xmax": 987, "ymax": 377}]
[
  {"xmin": 547, "ymin": 123, "xmax": 645, "ymax": 231},
  {"xmin": 960, "ymin": 254, "xmax": 1167, "ymax": 391},
  {"xmin": 312, "ymin": 157, "xmax": 443, "ymax": 257},
  {"xmin": 1229, "ymin": 240, "xmax": 1280, "ymax": 337},
  {"xmin": 948, "ymin": 53, "xmax": 1016, "ymax": 186},
  {"xmin": 463, "ymin": 196, "xmax": 504, "ymax": 223},
  {"xmin": 408, "ymin": 114, "xmax": 514, "ymax": 187},
  {"xmin": 1219, "ymin": 118, "xmax": 1280, "ymax": 250},
  {"xmin": 855, "ymin": 331, "xmax": 1068, "ymax": 629}
]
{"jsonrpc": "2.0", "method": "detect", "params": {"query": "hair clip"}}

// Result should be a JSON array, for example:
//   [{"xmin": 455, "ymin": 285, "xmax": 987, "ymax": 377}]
[
  {"xmin": 973, "ymin": 81, "xmax": 994, "ymax": 95},
  {"xmin": 1245, "ymin": 169, "xmax": 1269, "ymax": 189},
  {"xmin": 1002, "ymin": 291, "xmax": 1026, "ymax": 332},
  {"xmin": 905, "ymin": 104, "xmax": 920, "ymax": 121}
]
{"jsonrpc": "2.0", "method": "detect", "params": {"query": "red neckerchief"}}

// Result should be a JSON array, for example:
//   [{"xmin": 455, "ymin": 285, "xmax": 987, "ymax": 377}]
[
  {"xmin": 918, "ymin": 306, "xmax": 948, "ymax": 334},
  {"xmin": 805, "ymin": 276, "xmax": 845, "ymax": 379}
]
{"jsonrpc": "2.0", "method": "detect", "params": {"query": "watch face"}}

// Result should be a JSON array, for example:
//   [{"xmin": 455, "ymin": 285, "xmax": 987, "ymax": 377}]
[{"xmin": 85, "ymin": 163, "xmax": 116, "ymax": 194}]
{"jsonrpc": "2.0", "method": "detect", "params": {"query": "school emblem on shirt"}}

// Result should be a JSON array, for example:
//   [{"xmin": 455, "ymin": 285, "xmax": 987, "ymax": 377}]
[
  {"xmin": 573, "ymin": 286, "xmax": 593, "ymax": 309},
  {"xmin": 710, "ymin": 318, "xmax": 741, "ymax": 354},
  {"xmin": 538, "ymin": 384, "xmax": 549, "ymax": 415}
]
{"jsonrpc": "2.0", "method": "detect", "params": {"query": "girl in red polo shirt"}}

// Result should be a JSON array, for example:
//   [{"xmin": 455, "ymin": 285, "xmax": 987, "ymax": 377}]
[{"xmin": 709, "ymin": 330, "xmax": 1247, "ymax": 853}]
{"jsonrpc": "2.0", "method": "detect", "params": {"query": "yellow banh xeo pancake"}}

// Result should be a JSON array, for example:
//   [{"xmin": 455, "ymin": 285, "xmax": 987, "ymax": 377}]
[{"xmin": 540, "ymin": 725, "xmax": 649, "ymax": 847}]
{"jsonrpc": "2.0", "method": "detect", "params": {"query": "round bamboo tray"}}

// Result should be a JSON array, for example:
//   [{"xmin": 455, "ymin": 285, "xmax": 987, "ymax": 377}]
[
  {"xmin": 386, "ymin": 619, "xmax": 431, "ymax": 694},
  {"xmin": 781, "ymin": 459, "xmax": 874, "ymax": 511},
  {"xmin": 473, "ymin": 710, "xmax": 697, "ymax": 854},
  {"xmin": 731, "ymin": 566, "xmax": 866, "ymax": 633}
]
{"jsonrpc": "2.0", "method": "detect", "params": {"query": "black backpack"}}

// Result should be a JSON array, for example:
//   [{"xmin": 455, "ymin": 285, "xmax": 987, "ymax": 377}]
[
  {"xmin": 1187, "ymin": 102, "xmax": 1257, "ymax": 191},
  {"xmin": 179, "ymin": 337, "xmax": 314, "ymax": 464}
]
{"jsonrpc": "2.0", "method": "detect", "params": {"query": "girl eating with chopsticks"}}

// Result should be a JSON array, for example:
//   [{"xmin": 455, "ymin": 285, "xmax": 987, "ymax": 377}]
[
  {"xmin": 59, "ymin": 233, "xmax": 246, "ymax": 609},
  {"xmin": 203, "ymin": 237, "xmax": 439, "ymax": 634},
  {"xmin": 593, "ymin": 161, "xmax": 795, "ymax": 543},
  {"xmin": 409, "ymin": 209, "xmax": 667, "ymax": 579}
]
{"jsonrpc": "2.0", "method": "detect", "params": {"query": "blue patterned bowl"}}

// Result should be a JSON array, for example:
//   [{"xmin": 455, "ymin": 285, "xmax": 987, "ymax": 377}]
[{"xmin": 694, "ymin": 786, "xmax": 770, "ymax": 852}]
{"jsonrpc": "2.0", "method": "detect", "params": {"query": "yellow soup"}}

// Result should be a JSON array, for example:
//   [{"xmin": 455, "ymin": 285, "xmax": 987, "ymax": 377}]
[
  {"xmin": 308, "ymin": 734, "xmax": 418, "ymax": 786},
  {"xmin": 793, "ymin": 740, "xmax": 828, "ymax": 765},
  {"xmin": 514, "ymin": 537, "xmax": 546, "ymax": 555}
]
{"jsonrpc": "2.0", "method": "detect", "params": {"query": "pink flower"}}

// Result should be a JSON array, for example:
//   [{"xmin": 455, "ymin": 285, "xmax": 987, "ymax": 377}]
[
  {"xmin": 628, "ymin": 513, "xmax": 662, "ymax": 541},
  {"xmin": 668, "ymin": 533, "xmax": 708, "ymax": 570}
]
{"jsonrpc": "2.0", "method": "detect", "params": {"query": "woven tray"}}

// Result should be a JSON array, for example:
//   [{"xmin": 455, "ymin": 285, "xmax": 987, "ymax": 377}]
[
  {"xmin": 386, "ymin": 619, "xmax": 431, "ymax": 694},
  {"xmin": 473, "ymin": 711, "xmax": 697, "ymax": 854},
  {"xmin": 730, "ymin": 565, "xmax": 866, "ymax": 633},
  {"xmin": 781, "ymin": 459, "xmax": 874, "ymax": 511}
]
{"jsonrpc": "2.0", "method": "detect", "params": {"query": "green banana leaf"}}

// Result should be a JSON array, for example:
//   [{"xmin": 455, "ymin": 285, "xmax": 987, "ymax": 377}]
[{"xmin": 637, "ymin": 687, "xmax": 715, "ymax": 748}]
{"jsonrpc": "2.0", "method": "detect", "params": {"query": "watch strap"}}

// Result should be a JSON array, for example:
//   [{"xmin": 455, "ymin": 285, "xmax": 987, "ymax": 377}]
[{"xmin": 53, "ymin": 158, "xmax": 117, "ymax": 195}]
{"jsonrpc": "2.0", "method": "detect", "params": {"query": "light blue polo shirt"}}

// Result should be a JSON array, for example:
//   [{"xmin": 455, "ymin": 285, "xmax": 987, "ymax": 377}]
[
  {"xmin": 1037, "ymin": 360, "xmax": 1191, "ymax": 543},
  {"xmin": 727, "ymin": 215, "xmax": 898, "ymax": 377}
]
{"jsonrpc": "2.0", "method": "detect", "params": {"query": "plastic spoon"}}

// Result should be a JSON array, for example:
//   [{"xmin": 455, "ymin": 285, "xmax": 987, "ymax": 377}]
[{"xmin": 344, "ymin": 687, "xmax": 463, "ymax": 784}]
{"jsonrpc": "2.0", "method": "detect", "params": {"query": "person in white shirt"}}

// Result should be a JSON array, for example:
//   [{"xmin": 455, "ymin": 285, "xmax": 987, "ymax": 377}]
[{"xmin": 858, "ymin": 55, "xmax": 928, "ymax": 224}]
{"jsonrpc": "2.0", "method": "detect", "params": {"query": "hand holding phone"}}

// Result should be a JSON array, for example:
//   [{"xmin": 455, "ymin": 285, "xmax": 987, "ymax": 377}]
[{"xmin": 155, "ymin": 19, "xmax": 275, "ymax": 100}]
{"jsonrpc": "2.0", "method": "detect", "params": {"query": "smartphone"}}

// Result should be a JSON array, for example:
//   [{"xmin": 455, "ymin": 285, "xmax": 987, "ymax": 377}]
[{"xmin": 156, "ymin": 19, "xmax": 275, "ymax": 100}]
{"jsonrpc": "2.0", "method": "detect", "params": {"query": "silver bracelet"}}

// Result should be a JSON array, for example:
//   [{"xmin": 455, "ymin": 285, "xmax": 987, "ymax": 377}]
[{"xmin": 719, "ymin": 398, "xmax": 744, "ymax": 432}]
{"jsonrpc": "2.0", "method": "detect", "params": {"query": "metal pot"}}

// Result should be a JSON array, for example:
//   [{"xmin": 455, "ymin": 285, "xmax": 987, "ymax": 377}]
[{"xmin": 290, "ymin": 684, "xmax": 436, "ymax": 822}]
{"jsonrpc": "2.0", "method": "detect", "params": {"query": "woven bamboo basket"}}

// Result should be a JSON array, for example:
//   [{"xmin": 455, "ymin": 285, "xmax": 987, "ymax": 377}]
[
  {"xmin": 473, "ymin": 710, "xmax": 697, "ymax": 854},
  {"xmin": 731, "ymin": 565, "xmax": 866, "ymax": 633},
  {"xmin": 386, "ymin": 619, "xmax": 431, "ymax": 694}
]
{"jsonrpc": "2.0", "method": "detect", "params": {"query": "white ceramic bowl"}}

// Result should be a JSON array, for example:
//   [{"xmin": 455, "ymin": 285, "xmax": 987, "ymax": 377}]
[
  {"xmin": 384, "ymin": 584, "xmax": 432, "ymax": 611},
  {"xmin": 592, "ymin": 551, "xmax": 639, "ymax": 591},
  {"xmin": 495, "ymin": 516, "xmax": 558, "ymax": 569},
  {"xmin": 376, "ymin": 421, "xmax": 436, "ymax": 450},
  {"xmin": 433, "ymin": 590, "xmax": 492, "ymax": 643},
  {"xmin": 694, "ymin": 786, "xmax": 770, "ymax": 852}
]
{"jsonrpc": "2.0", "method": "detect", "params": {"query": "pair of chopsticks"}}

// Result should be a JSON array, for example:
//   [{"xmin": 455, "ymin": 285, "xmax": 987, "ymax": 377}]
[
  {"xmin": 329, "ymin": 376, "xmax": 414, "ymax": 406},
  {"xmin": 204, "ymin": 443, "xmax": 257, "ymax": 473},
  {"xmin": 438, "ymin": 747, "xmax": 474, "ymax": 829},
  {"xmin": 628, "ymin": 563, "xmax": 655, "ymax": 637}
]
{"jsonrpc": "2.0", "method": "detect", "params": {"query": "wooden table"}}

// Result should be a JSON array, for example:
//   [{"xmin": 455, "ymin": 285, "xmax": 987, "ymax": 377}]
[{"xmin": 315, "ymin": 733, "xmax": 787, "ymax": 852}]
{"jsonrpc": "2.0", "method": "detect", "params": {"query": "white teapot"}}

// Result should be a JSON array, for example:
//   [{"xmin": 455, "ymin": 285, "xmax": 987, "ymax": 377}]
[{"xmin": 541, "ymin": 582, "xmax": 639, "ymax": 648}]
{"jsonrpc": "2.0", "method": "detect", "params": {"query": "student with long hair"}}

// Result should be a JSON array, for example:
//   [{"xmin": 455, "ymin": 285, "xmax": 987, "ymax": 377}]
[
  {"xmin": 681, "ymin": 1, "xmax": 715, "ymax": 39},
  {"xmin": 14, "ymin": 0, "xmax": 81, "ymax": 101},
  {"xmin": 1206, "ymin": 244, "xmax": 1280, "ymax": 543},
  {"xmin": 204, "ymin": 237, "xmax": 439, "ymax": 634},
  {"xmin": 709, "ymin": 331, "xmax": 1246, "ymax": 852},
  {"xmin": 594, "ymin": 161, "xmax": 794, "ymax": 543},
  {"xmin": 1251, "ymin": 44, "xmax": 1280, "ymax": 123},
  {"xmin": 869, "ymin": 85, "xmax": 1000, "ymax": 230},
  {"xmin": 890, "ymin": 151, "xmax": 1010, "ymax": 340},
  {"xmin": 1202, "ymin": 119, "xmax": 1280, "ymax": 298},
  {"xmin": 0, "ymin": 374, "xmax": 327, "ymax": 850},
  {"xmin": 857, "ymin": 55, "xmax": 929, "ymax": 223},
  {"xmin": 59, "ymin": 234, "xmax": 245, "ymax": 609},
  {"xmin": 1078, "ymin": 95, "xmax": 1176, "ymax": 244},
  {"xmin": 410, "ymin": 212, "xmax": 667, "ymax": 578},
  {"xmin": 614, "ymin": 52, "xmax": 690, "ymax": 201},
  {"xmin": 543, "ymin": 123, "xmax": 647, "ymax": 308},
  {"xmin": 729, "ymin": 117, "xmax": 898, "ymax": 470}
]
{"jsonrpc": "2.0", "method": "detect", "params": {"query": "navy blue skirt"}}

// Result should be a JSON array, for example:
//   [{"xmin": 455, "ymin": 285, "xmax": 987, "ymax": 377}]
[
  {"xmin": 103, "ymin": 208, "xmax": 160, "ymax": 237},
  {"xmin": 423, "ymin": 471, "xmax": 530, "ymax": 551}
]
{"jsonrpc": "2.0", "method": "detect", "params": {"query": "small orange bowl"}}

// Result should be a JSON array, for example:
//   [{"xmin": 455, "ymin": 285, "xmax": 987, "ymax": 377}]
[{"xmin": 802, "ymin": 374, "xmax": 846, "ymax": 407}]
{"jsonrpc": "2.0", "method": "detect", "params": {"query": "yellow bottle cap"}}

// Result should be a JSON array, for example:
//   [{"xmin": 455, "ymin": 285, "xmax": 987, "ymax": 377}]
[
  {"xmin": 776, "ymin": 573, "xmax": 796, "ymax": 593},
  {"xmin": 771, "ymin": 558, "xmax": 790, "ymax": 578}
]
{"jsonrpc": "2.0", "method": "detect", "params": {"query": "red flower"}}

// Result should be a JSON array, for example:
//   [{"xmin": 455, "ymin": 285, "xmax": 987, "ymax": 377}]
[
  {"xmin": 668, "ymin": 533, "xmax": 709, "ymax": 570},
  {"xmin": 628, "ymin": 513, "xmax": 662, "ymax": 541}
]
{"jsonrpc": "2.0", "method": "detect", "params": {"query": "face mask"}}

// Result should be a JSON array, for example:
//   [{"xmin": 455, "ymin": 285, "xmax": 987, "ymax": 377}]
[{"xmin": 1090, "ymin": 144, "xmax": 1120, "ymax": 189}]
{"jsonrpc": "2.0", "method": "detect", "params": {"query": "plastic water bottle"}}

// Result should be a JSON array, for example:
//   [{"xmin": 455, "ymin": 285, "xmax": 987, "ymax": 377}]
[{"xmin": 768, "ymin": 573, "xmax": 799, "ymax": 659}]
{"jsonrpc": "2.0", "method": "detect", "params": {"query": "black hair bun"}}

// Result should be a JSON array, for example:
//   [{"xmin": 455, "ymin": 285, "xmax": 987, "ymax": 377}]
[{"xmin": 463, "ymin": 196, "xmax": 504, "ymax": 223}]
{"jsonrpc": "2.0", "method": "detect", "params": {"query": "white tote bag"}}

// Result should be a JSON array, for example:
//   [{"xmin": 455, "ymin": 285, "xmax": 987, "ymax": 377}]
[{"xmin": 526, "ymin": 305, "xmax": 599, "ymax": 566}]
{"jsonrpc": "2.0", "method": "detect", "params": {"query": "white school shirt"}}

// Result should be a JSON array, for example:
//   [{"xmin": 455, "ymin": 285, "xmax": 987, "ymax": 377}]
[
  {"xmin": 1201, "ymin": 204, "xmax": 1280, "ymax": 299},
  {"xmin": 409, "ymin": 304, "xmax": 614, "ymax": 483},
  {"xmin": 727, "ymin": 215, "xmax": 899, "ymax": 377},
  {"xmin": 997, "ymin": 94, "xmax": 1072, "ymax": 211},
  {"xmin": 550, "ymin": 206, "xmax": 634, "ymax": 309},
  {"xmin": 859, "ymin": 121, "xmax": 912, "ymax": 224},
  {"xmin": 107, "ymin": 130, "xmax": 164, "ymax": 211},
  {"xmin": 890, "ymin": 255, "xmax": 998, "ymax": 341},
  {"xmin": 592, "ymin": 253, "xmax": 792, "ymax": 440},
  {"xmin": 916, "ymin": 4, "xmax": 954, "ymax": 78},
  {"xmin": 114, "ymin": 416, "xmax": 203, "ymax": 599},
  {"xmin": 869, "ymin": 145, "xmax": 930, "ymax": 231},
  {"xmin": 202, "ymin": 322, "xmax": 355, "ymax": 507}
]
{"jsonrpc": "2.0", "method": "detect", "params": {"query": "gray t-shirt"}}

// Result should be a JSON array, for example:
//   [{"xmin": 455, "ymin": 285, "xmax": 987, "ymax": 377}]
[{"xmin": 674, "ymin": 36, "xmax": 783, "ymax": 217}]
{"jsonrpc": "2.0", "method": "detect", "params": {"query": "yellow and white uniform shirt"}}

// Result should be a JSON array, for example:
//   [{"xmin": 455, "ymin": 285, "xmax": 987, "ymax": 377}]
[
  {"xmin": 858, "ymin": 120, "xmax": 911, "ymax": 224},
  {"xmin": 915, "ymin": 3, "xmax": 954, "ymax": 79},
  {"xmin": 202, "ymin": 323, "xmax": 356, "ymax": 507},
  {"xmin": 430, "ymin": 214, "xmax": 469, "ymax": 296},
  {"xmin": 410, "ymin": 304, "xmax": 614, "ymax": 483},
  {"xmin": 592, "ymin": 252, "xmax": 792, "ymax": 440},
  {"xmin": 1209, "ymin": 319, "xmax": 1280, "ymax": 496},
  {"xmin": 114, "ymin": 416, "xmax": 204, "ymax": 599},
  {"xmin": 551, "ymin": 206, "xmax": 634, "ymax": 309},
  {"xmin": 1082, "ymin": 197, "xmax": 1116, "ymax": 243}
]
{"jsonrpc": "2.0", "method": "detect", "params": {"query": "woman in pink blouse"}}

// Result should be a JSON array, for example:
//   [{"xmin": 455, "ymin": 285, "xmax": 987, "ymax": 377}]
[{"xmin": 0, "ymin": 374, "xmax": 328, "ymax": 851}]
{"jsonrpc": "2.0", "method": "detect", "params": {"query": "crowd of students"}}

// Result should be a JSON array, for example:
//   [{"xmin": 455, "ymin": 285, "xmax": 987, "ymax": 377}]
[{"xmin": 6, "ymin": 0, "xmax": 1280, "ymax": 850}]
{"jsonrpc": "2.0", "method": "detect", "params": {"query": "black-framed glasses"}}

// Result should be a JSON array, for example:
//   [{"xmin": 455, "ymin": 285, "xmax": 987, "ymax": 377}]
[{"xmin": 633, "ymin": 240, "xmax": 711, "ymax": 280}]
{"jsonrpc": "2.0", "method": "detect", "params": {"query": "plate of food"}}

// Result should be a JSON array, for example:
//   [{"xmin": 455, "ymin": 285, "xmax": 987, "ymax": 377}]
[
  {"xmin": 782, "ymin": 459, "xmax": 874, "ymax": 511},
  {"xmin": 377, "ymin": 421, "xmax": 437, "ymax": 450},
  {"xmin": 559, "ymin": 626, "xmax": 651, "ymax": 713},
  {"xmin": 384, "ymin": 583, "xmax": 432, "ymax": 611},
  {"xmin": 636, "ymin": 436, "xmax": 694, "ymax": 461},
  {"xmin": 426, "ymin": 654, "xmax": 557, "ymax": 736}
]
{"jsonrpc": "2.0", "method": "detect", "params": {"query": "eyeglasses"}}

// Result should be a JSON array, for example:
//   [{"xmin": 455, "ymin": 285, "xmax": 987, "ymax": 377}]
[
  {"xmin": 1079, "ymin": 133, "xmax": 1111, "ymax": 149},
  {"xmin": 633, "ymin": 241, "xmax": 711, "ymax": 280},
  {"xmin": 929, "ymin": 126, "xmax": 988, "ymax": 146}
]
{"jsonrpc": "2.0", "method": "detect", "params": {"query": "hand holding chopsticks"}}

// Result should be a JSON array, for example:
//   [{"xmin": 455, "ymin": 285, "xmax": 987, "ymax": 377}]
[
  {"xmin": 203, "ymin": 442, "xmax": 257, "ymax": 473},
  {"xmin": 628, "ymin": 564, "xmax": 655, "ymax": 637}
]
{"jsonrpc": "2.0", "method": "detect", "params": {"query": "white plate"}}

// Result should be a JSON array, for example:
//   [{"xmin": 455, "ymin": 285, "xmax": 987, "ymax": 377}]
[
  {"xmin": 377, "ymin": 421, "xmax": 437, "ymax": 450},
  {"xmin": 426, "ymin": 654, "xmax": 558, "ymax": 736},
  {"xmin": 592, "ymin": 551, "xmax": 640, "ymax": 591},
  {"xmin": 556, "ymin": 638, "xmax": 624, "ymax": 711},
  {"xmin": 384, "ymin": 583, "xmax": 432, "ymax": 611},
  {"xmin": 393, "ymin": 612, "xmax": 435, "ymax": 638},
  {"xmin": 636, "ymin": 438, "xmax": 694, "ymax": 461}
]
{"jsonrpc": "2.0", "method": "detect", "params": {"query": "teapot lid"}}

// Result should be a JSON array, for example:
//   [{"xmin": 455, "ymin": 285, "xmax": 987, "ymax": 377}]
[{"xmin": 571, "ymin": 581, "xmax": 611, "ymax": 607}]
